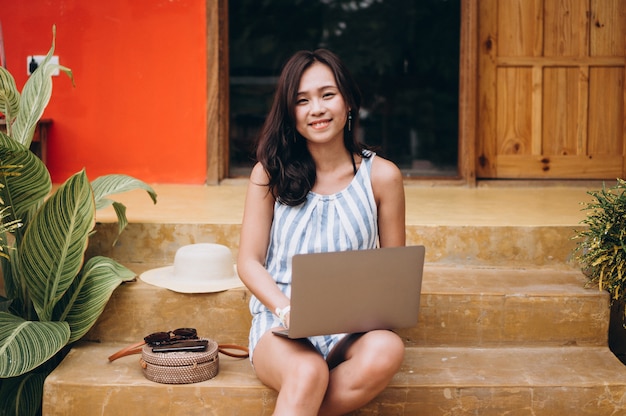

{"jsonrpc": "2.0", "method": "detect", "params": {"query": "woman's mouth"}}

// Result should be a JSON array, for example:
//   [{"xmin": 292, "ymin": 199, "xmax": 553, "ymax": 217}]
[{"xmin": 310, "ymin": 119, "xmax": 331, "ymax": 130}]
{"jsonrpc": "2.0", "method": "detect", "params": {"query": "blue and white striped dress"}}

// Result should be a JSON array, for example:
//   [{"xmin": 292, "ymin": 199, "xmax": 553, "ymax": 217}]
[{"xmin": 248, "ymin": 151, "xmax": 379, "ymax": 361}]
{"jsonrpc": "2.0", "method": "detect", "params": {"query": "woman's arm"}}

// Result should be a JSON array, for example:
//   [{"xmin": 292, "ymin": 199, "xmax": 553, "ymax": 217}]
[
  {"xmin": 371, "ymin": 156, "xmax": 406, "ymax": 248},
  {"xmin": 237, "ymin": 163, "xmax": 291, "ymax": 314}
]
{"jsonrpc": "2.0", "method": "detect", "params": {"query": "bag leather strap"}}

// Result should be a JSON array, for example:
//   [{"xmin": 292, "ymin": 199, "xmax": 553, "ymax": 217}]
[
  {"xmin": 108, "ymin": 341, "xmax": 146, "ymax": 362},
  {"xmin": 216, "ymin": 344, "xmax": 250, "ymax": 359}
]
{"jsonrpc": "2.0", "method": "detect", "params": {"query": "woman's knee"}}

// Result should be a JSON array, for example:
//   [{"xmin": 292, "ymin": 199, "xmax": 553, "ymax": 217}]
[
  {"xmin": 360, "ymin": 331, "xmax": 405, "ymax": 374},
  {"xmin": 279, "ymin": 354, "xmax": 330, "ymax": 404},
  {"xmin": 288, "ymin": 354, "xmax": 330, "ymax": 385}
]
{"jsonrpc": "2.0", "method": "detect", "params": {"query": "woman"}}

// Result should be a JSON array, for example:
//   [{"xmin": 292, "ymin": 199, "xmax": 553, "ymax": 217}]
[{"xmin": 237, "ymin": 49, "xmax": 406, "ymax": 416}]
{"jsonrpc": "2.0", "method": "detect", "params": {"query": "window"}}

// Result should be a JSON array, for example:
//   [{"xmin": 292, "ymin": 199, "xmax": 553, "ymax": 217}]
[{"xmin": 229, "ymin": 0, "xmax": 460, "ymax": 178}]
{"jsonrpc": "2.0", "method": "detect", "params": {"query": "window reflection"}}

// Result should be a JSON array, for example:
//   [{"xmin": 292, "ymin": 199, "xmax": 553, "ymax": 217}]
[{"xmin": 229, "ymin": 0, "xmax": 460, "ymax": 178}]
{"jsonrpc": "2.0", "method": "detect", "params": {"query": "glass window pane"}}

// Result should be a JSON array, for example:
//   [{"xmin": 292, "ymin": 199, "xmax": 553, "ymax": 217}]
[{"xmin": 229, "ymin": 0, "xmax": 460, "ymax": 178}]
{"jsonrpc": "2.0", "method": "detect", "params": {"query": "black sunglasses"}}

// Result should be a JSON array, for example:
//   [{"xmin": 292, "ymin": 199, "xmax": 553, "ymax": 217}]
[{"xmin": 143, "ymin": 328, "xmax": 198, "ymax": 346}]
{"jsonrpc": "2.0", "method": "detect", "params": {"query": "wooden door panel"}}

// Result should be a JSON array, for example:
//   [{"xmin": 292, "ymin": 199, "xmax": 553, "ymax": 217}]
[
  {"xmin": 496, "ymin": 68, "xmax": 533, "ymax": 155},
  {"xmin": 588, "ymin": 67, "xmax": 624, "ymax": 155},
  {"xmin": 544, "ymin": 0, "xmax": 589, "ymax": 56},
  {"xmin": 477, "ymin": 0, "xmax": 626, "ymax": 179},
  {"xmin": 542, "ymin": 67, "xmax": 581, "ymax": 156},
  {"xmin": 497, "ymin": 0, "xmax": 543, "ymax": 57},
  {"xmin": 591, "ymin": 0, "xmax": 625, "ymax": 56}
]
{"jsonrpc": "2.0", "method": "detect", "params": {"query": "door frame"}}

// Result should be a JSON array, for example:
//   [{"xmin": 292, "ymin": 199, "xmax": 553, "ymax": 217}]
[
  {"xmin": 211, "ymin": 0, "xmax": 478, "ymax": 186},
  {"xmin": 457, "ymin": 0, "xmax": 478, "ymax": 186},
  {"xmin": 207, "ymin": 0, "xmax": 230, "ymax": 185}
]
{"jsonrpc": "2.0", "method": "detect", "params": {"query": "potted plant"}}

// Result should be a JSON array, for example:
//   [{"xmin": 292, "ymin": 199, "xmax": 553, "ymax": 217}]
[
  {"xmin": 573, "ymin": 178, "xmax": 626, "ymax": 363},
  {"xmin": 0, "ymin": 27, "xmax": 157, "ymax": 414}
]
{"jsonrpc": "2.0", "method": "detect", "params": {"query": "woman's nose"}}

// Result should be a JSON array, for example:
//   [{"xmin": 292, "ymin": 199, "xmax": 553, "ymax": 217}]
[{"xmin": 310, "ymin": 98, "xmax": 325, "ymax": 114}]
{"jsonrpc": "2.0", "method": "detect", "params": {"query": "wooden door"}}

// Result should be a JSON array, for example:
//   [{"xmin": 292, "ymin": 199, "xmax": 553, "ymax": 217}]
[{"xmin": 477, "ymin": 0, "xmax": 625, "ymax": 179}]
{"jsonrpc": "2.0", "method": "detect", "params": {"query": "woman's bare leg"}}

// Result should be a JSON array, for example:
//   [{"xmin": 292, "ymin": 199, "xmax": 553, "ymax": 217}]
[
  {"xmin": 319, "ymin": 330, "xmax": 405, "ymax": 416},
  {"xmin": 253, "ymin": 329, "xmax": 330, "ymax": 416}
]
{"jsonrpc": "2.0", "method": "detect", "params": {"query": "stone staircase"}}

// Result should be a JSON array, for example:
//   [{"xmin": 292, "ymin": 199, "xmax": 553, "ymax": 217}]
[{"xmin": 42, "ymin": 185, "xmax": 626, "ymax": 415}]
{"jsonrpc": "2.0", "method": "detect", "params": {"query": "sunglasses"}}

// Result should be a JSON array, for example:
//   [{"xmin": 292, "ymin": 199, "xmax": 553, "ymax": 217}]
[{"xmin": 143, "ymin": 327, "xmax": 198, "ymax": 346}]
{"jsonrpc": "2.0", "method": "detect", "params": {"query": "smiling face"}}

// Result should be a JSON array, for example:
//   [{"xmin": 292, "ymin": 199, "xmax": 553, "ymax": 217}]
[{"xmin": 294, "ymin": 62, "xmax": 349, "ymax": 147}]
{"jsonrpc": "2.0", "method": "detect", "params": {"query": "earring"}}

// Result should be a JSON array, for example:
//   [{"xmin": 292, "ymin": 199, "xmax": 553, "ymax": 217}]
[{"xmin": 348, "ymin": 111, "xmax": 353, "ymax": 132}]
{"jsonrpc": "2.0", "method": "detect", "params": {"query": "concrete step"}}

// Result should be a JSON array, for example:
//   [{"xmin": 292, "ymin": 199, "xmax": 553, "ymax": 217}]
[
  {"xmin": 43, "ymin": 342, "xmax": 626, "ymax": 415},
  {"xmin": 87, "ymin": 184, "xmax": 592, "ymax": 270},
  {"xmin": 87, "ymin": 222, "xmax": 581, "ymax": 269},
  {"xmin": 44, "ymin": 185, "xmax": 626, "ymax": 414},
  {"xmin": 84, "ymin": 265, "xmax": 608, "ymax": 348}
]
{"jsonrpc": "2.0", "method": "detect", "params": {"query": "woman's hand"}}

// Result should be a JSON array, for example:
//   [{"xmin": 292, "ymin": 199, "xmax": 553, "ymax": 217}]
[{"xmin": 276, "ymin": 305, "xmax": 291, "ymax": 329}]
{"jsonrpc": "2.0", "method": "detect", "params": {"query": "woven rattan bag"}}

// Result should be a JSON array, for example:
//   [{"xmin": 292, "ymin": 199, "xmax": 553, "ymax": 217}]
[{"xmin": 140, "ymin": 338, "xmax": 219, "ymax": 384}]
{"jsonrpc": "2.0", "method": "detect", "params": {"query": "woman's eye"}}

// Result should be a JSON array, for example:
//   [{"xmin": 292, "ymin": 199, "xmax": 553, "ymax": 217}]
[
  {"xmin": 296, "ymin": 98, "xmax": 308, "ymax": 105},
  {"xmin": 323, "ymin": 92, "xmax": 335, "ymax": 99}
]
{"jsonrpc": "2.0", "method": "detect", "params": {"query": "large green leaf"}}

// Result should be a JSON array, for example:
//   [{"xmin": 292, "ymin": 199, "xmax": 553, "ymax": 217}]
[
  {"xmin": 0, "ymin": 131, "xmax": 51, "ymax": 225},
  {"xmin": 0, "ymin": 372, "xmax": 47, "ymax": 416},
  {"xmin": 91, "ymin": 174, "xmax": 157, "ymax": 243},
  {"xmin": 0, "ymin": 312, "xmax": 70, "ymax": 378},
  {"xmin": 92, "ymin": 174, "xmax": 157, "ymax": 210},
  {"xmin": 20, "ymin": 170, "xmax": 95, "ymax": 321},
  {"xmin": 0, "ymin": 67, "xmax": 20, "ymax": 127},
  {"xmin": 12, "ymin": 26, "xmax": 73, "ymax": 148},
  {"xmin": 54, "ymin": 256, "xmax": 135, "ymax": 343}
]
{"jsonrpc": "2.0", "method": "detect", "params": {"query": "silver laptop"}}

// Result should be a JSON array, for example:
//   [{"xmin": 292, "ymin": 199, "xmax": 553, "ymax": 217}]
[{"xmin": 274, "ymin": 245, "xmax": 425, "ymax": 339}]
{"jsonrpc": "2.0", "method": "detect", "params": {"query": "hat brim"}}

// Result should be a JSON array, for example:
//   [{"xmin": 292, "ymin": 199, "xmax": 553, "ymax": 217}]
[{"xmin": 139, "ymin": 265, "xmax": 244, "ymax": 293}]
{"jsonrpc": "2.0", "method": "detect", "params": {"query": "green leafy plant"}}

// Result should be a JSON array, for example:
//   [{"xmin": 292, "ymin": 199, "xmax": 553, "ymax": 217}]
[
  {"xmin": 573, "ymin": 178, "xmax": 626, "ymax": 318},
  {"xmin": 0, "ymin": 27, "xmax": 157, "ymax": 415}
]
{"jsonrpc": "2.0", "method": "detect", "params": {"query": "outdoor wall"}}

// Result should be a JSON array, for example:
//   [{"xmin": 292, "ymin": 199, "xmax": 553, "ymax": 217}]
[{"xmin": 1, "ymin": 0, "xmax": 208, "ymax": 184}]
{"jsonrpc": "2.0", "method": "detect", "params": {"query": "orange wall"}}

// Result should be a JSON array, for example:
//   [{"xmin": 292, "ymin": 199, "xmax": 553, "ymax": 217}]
[{"xmin": 1, "ymin": 0, "xmax": 208, "ymax": 184}]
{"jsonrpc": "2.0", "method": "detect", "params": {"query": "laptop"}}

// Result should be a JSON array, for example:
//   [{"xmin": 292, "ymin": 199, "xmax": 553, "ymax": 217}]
[{"xmin": 273, "ymin": 245, "xmax": 425, "ymax": 339}]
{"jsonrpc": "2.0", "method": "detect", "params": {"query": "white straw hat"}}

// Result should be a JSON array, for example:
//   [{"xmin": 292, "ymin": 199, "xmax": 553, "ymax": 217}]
[{"xmin": 140, "ymin": 243, "xmax": 244, "ymax": 293}]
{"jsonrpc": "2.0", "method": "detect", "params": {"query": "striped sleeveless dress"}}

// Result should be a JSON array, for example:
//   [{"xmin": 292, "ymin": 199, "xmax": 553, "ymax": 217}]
[{"xmin": 248, "ymin": 151, "xmax": 379, "ymax": 361}]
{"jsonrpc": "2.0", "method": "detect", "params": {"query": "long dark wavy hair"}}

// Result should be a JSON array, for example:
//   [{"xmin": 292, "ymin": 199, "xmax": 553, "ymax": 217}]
[{"xmin": 255, "ymin": 48, "xmax": 370, "ymax": 206}]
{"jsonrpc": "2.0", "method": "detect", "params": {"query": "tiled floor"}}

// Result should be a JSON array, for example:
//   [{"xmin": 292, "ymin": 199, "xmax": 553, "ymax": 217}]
[{"xmin": 95, "ymin": 181, "xmax": 602, "ymax": 227}]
